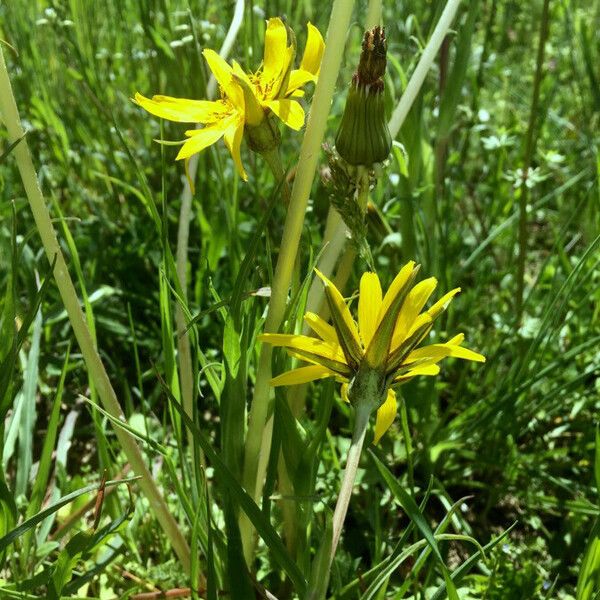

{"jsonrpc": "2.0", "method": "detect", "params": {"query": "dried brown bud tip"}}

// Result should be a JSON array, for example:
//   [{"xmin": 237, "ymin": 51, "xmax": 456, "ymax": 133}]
[{"xmin": 356, "ymin": 26, "xmax": 387, "ymax": 88}]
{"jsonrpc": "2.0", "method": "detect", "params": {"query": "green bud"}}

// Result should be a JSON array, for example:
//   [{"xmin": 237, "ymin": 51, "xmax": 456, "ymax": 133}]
[
  {"xmin": 245, "ymin": 112, "xmax": 281, "ymax": 154},
  {"xmin": 334, "ymin": 26, "xmax": 392, "ymax": 167}
]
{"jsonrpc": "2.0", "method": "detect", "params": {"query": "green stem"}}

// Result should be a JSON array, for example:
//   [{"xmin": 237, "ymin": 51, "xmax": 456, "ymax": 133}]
[
  {"xmin": 0, "ymin": 45, "xmax": 191, "ymax": 573},
  {"xmin": 515, "ymin": 0, "xmax": 550, "ymax": 326},
  {"xmin": 388, "ymin": 0, "xmax": 462, "ymax": 139},
  {"xmin": 365, "ymin": 0, "xmax": 382, "ymax": 29},
  {"xmin": 307, "ymin": 401, "xmax": 371, "ymax": 599},
  {"xmin": 330, "ymin": 401, "xmax": 371, "ymax": 557},
  {"xmin": 262, "ymin": 147, "xmax": 292, "ymax": 203},
  {"xmin": 240, "ymin": 0, "xmax": 357, "ymax": 564},
  {"xmin": 175, "ymin": 192, "xmax": 198, "ymax": 453}
]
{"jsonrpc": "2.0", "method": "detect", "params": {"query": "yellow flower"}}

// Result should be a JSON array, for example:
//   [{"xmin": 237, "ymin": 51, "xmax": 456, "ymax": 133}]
[
  {"xmin": 134, "ymin": 18, "xmax": 324, "ymax": 180},
  {"xmin": 259, "ymin": 263, "xmax": 485, "ymax": 443}
]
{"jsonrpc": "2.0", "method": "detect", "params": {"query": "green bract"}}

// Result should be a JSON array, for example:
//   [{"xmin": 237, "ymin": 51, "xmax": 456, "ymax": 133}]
[
  {"xmin": 334, "ymin": 26, "xmax": 392, "ymax": 167},
  {"xmin": 335, "ymin": 83, "xmax": 392, "ymax": 166}
]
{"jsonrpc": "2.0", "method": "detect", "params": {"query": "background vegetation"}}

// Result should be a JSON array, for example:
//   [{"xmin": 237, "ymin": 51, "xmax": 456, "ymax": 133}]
[{"xmin": 1, "ymin": 0, "xmax": 599, "ymax": 598}]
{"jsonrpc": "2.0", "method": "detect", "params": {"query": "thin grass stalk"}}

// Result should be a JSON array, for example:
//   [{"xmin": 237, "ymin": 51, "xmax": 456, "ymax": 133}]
[
  {"xmin": 175, "ymin": 0, "xmax": 245, "ymax": 470},
  {"xmin": 365, "ymin": 0, "xmax": 383, "ymax": 29},
  {"xmin": 262, "ymin": 147, "xmax": 292, "ymax": 203},
  {"xmin": 515, "ymin": 0, "xmax": 551, "ymax": 325},
  {"xmin": 387, "ymin": 0, "xmax": 462, "ymax": 139},
  {"xmin": 432, "ymin": 35, "xmax": 451, "ymax": 285},
  {"xmin": 0, "ymin": 45, "xmax": 191, "ymax": 573},
  {"xmin": 240, "ymin": 0, "xmax": 357, "ymax": 563}
]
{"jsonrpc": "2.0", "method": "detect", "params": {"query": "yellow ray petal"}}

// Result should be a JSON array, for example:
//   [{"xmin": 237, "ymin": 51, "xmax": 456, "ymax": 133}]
[
  {"xmin": 231, "ymin": 59, "xmax": 254, "ymax": 87},
  {"xmin": 447, "ymin": 333, "xmax": 465, "ymax": 345},
  {"xmin": 222, "ymin": 115, "xmax": 247, "ymax": 180},
  {"xmin": 134, "ymin": 93, "xmax": 228, "ymax": 123},
  {"xmin": 403, "ymin": 312, "xmax": 433, "ymax": 344},
  {"xmin": 407, "ymin": 341, "xmax": 485, "ymax": 364},
  {"xmin": 405, "ymin": 344, "xmax": 453, "ymax": 364},
  {"xmin": 374, "ymin": 388, "xmax": 397, "ymax": 444},
  {"xmin": 259, "ymin": 333, "xmax": 346, "ymax": 364},
  {"xmin": 393, "ymin": 364, "xmax": 441, "ymax": 383},
  {"xmin": 271, "ymin": 365, "xmax": 335, "ymax": 386},
  {"xmin": 392, "ymin": 277, "xmax": 437, "ymax": 347},
  {"xmin": 263, "ymin": 99, "xmax": 305, "ymax": 130},
  {"xmin": 270, "ymin": 45, "xmax": 295, "ymax": 98},
  {"xmin": 262, "ymin": 17, "xmax": 289, "ymax": 84},
  {"xmin": 202, "ymin": 49, "xmax": 244, "ymax": 109},
  {"xmin": 358, "ymin": 272, "xmax": 382, "ymax": 348},
  {"xmin": 175, "ymin": 122, "xmax": 229, "ymax": 160},
  {"xmin": 304, "ymin": 312, "xmax": 338, "ymax": 343},
  {"xmin": 285, "ymin": 69, "xmax": 317, "ymax": 96},
  {"xmin": 315, "ymin": 269, "xmax": 362, "ymax": 369},
  {"xmin": 287, "ymin": 349, "xmax": 350, "ymax": 376},
  {"xmin": 427, "ymin": 287, "xmax": 461, "ymax": 320},
  {"xmin": 445, "ymin": 344, "xmax": 486, "ymax": 362},
  {"xmin": 299, "ymin": 22, "xmax": 325, "ymax": 76}
]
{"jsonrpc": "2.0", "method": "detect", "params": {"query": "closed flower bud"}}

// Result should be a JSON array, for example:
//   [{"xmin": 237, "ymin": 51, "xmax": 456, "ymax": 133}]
[{"xmin": 335, "ymin": 26, "xmax": 392, "ymax": 167}]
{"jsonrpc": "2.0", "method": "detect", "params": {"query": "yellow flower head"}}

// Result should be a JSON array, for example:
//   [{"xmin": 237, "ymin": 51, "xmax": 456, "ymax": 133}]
[
  {"xmin": 259, "ymin": 263, "xmax": 485, "ymax": 443},
  {"xmin": 134, "ymin": 18, "xmax": 324, "ymax": 181}
]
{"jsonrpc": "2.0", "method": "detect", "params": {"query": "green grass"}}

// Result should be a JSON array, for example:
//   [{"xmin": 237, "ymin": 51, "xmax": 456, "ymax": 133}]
[{"xmin": 1, "ymin": 0, "xmax": 599, "ymax": 598}]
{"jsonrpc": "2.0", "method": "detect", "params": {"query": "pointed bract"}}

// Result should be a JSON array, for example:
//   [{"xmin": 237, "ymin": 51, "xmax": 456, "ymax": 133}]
[
  {"xmin": 365, "ymin": 265, "xmax": 419, "ymax": 370},
  {"xmin": 315, "ymin": 269, "xmax": 363, "ymax": 370}
]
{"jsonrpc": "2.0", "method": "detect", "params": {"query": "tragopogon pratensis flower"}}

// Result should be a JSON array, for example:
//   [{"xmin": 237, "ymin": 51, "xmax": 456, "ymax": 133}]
[
  {"xmin": 259, "ymin": 263, "xmax": 485, "ymax": 443},
  {"xmin": 134, "ymin": 18, "xmax": 324, "ymax": 180}
]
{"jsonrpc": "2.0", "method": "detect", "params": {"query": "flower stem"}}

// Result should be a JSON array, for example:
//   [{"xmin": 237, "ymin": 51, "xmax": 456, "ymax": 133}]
[
  {"xmin": 240, "ymin": 0, "xmax": 357, "ymax": 564},
  {"xmin": 0, "ymin": 45, "xmax": 191, "ymax": 573},
  {"xmin": 330, "ymin": 401, "xmax": 371, "ymax": 558},
  {"xmin": 262, "ymin": 147, "xmax": 292, "ymax": 203},
  {"xmin": 307, "ymin": 401, "xmax": 371, "ymax": 599}
]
